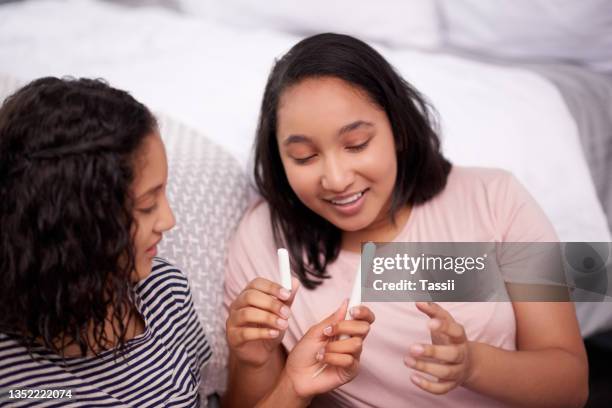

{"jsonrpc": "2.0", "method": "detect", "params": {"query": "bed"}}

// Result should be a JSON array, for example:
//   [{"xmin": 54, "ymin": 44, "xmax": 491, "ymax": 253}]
[{"xmin": 1, "ymin": 0, "xmax": 611, "ymax": 401}]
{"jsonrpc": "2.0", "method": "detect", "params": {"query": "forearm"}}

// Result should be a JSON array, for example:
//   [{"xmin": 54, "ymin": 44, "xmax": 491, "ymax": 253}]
[
  {"xmin": 222, "ymin": 347, "xmax": 285, "ymax": 408},
  {"xmin": 465, "ymin": 342, "xmax": 588, "ymax": 408}
]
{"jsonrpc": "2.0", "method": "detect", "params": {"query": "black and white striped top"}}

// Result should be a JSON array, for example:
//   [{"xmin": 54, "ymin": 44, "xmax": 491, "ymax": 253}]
[{"xmin": 0, "ymin": 258, "xmax": 212, "ymax": 407}]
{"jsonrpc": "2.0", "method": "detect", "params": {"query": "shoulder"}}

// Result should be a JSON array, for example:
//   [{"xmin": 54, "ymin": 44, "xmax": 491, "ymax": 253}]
[
  {"xmin": 235, "ymin": 199, "xmax": 274, "ymax": 236},
  {"xmin": 417, "ymin": 166, "xmax": 556, "ymax": 241},
  {"xmin": 437, "ymin": 165, "xmax": 531, "ymax": 207},
  {"xmin": 136, "ymin": 257, "xmax": 190, "ymax": 303},
  {"xmin": 230, "ymin": 199, "xmax": 276, "ymax": 254},
  {"xmin": 445, "ymin": 166, "xmax": 517, "ymax": 193},
  {"xmin": 225, "ymin": 199, "xmax": 280, "ymax": 284}
]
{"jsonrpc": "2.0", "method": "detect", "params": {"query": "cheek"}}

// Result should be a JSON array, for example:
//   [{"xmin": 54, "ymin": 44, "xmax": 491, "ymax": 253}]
[
  {"xmin": 131, "ymin": 218, "xmax": 149, "ymax": 254},
  {"xmin": 360, "ymin": 140, "xmax": 398, "ymax": 187},
  {"xmin": 284, "ymin": 164, "xmax": 320, "ymax": 205},
  {"xmin": 378, "ymin": 158, "xmax": 398, "ymax": 199}
]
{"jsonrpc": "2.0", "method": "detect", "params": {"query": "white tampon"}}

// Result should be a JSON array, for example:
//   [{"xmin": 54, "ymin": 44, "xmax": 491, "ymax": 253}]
[
  {"xmin": 277, "ymin": 248, "xmax": 292, "ymax": 291},
  {"xmin": 339, "ymin": 263, "xmax": 361, "ymax": 340},
  {"xmin": 347, "ymin": 262, "xmax": 362, "ymax": 311}
]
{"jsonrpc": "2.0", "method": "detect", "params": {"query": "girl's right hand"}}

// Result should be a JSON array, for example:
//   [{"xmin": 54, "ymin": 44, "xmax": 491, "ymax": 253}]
[{"xmin": 226, "ymin": 277, "xmax": 299, "ymax": 367}]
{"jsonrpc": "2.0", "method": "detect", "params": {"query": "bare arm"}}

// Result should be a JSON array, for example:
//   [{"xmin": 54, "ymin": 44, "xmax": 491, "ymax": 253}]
[
  {"xmin": 224, "ymin": 345, "xmax": 286, "ymax": 408},
  {"xmin": 254, "ymin": 364, "xmax": 311, "ymax": 408},
  {"xmin": 221, "ymin": 278, "xmax": 298, "ymax": 408},
  {"xmin": 464, "ymin": 301, "xmax": 588, "ymax": 407},
  {"xmin": 408, "ymin": 301, "xmax": 588, "ymax": 407}
]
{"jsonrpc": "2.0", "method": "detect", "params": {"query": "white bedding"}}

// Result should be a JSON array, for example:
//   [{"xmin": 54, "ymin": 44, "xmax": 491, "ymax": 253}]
[{"xmin": 1, "ymin": 0, "xmax": 610, "ymax": 335}]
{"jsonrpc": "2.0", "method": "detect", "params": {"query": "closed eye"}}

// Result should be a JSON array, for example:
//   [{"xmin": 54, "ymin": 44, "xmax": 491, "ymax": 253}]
[
  {"xmin": 293, "ymin": 154, "xmax": 317, "ymax": 165},
  {"xmin": 138, "ymin": 203, "xmax": 158, "ymax": 214},
  {"xmin": 346, "ymin": 139, "xmax": 371, "ymax": 152}
]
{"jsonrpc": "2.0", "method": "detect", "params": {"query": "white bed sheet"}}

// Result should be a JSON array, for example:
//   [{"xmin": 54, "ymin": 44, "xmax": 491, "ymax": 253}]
[{"xmin": 1, "ymin": 0, "xmax": 610, "ymax": 336}]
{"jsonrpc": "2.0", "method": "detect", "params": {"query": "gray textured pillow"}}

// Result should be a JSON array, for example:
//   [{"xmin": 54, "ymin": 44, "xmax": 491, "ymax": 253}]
[{"xmin": 156, "ymin": 115, "xmax": 249, "ymax": 397}]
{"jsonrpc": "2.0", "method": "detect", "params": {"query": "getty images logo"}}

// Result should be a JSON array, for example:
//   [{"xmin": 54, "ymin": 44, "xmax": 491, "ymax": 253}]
[{"xmin": 564, "ymin": 242, "xmax": 611, "ymax": 301}]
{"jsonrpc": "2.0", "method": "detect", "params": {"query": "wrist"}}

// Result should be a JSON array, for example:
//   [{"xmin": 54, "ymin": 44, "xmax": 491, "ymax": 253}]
[
  {"xmin": 231, "ymin": 349, "xmax": 278, "ymax": 371},
  {"xmin": 279, "ymin": 369, "xmax": 313, "ymax": 407},
  {"xmin": 464, "ymin": 341, "xmax": 481, "ymax": 389},
  {"xmin": 259, "ymin": 370, "xmax": 312, "ymax": 408}
]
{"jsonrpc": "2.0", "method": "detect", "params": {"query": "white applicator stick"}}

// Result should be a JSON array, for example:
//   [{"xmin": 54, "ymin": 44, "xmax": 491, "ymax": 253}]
[
  {"xmin": 312, "ymin": 242, "xmax": 375, "ymax": 378},
  {"xmin": 339, "ymin": 263, "xmax": 361, "ymax": 340},
  {"xmin": 277, "ymin": 248, "xmax": 292, "ymax": 291},
  {"xmin": 342, "ymin": 241, "xmax": 374, "ymax": 333}
]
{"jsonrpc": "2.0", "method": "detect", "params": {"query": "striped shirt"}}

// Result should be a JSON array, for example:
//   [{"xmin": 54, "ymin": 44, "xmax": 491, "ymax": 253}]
[{"xmin": 0, "ymin": 258, "xmax": 211, "ymax": 407}]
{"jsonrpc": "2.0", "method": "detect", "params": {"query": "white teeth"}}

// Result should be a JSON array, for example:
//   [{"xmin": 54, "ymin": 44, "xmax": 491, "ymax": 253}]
[{"xmin": 331, "ymin": 191, "xmax": 363, "ymax": 205}]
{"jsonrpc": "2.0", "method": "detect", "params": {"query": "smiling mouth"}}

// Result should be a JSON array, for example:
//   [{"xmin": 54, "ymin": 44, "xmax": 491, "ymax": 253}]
[{"xmin": 325, "ymin": 189, "xmax": 369, "ymax": 206}]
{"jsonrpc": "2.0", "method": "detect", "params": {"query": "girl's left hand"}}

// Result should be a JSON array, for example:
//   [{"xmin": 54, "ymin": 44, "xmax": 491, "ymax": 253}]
[
  {"xmin": 405, "ymin": 302, "xmax": 474, "ymax": 395},
  {"xmin": 283, "ymin": 300, "xmax": 375, "ymax": 399}
]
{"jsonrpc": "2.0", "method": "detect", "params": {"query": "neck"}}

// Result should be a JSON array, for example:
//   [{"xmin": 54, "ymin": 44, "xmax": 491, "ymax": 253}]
[{"xmin": 341, "ymin": 204, "xmax": 412, "ymax": 253}]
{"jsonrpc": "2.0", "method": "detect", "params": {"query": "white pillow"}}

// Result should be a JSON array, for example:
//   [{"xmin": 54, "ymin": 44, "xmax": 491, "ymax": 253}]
[
  {"xmin": 439, "ymin": 0, "xmax": 612, "ymax": 72},
  {"xmin": 178, "ymin": 0, "xmax": 441, "ymax": 49}
]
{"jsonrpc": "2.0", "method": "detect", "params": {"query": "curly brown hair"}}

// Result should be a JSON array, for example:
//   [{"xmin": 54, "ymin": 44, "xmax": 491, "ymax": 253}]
[{"xmin": 0, "ymin": 77, "xmax": 157, "ymax": 357}]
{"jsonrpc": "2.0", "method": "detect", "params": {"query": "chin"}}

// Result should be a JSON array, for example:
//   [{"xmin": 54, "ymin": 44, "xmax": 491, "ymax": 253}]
[
  {"xmin": 328, "ymin": 214, "xmax": 375, "ymax": 233},
  {"xmin": 134, "ymin": 259, "xmax": 153, "ymax": 281}
]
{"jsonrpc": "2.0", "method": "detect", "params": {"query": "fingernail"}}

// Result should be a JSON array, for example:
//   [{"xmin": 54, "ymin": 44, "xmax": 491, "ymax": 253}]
[
  {"xmin": 404, "ymin": 356, "xmax": 416, "ymax": 367},
  {"xmin": 411, "ymin": 375, "xmax": 421, "ymax": 384},
  {"xmin": 350, "ymin": 306, "xmax": 360, "ymax": 318},
  {"xmin": 323, "ymin": 325, "xmax": 333, "ymax": 336},
  {"xmin": 269, "ymin": 329, "xmax": 279, "ymax": 338},
  {"xmin": 410, "ymin": 344, "xmax": 424, "ymax": 355},
  {"xmin": 280, "ymin": 306, "xmax": 290, "ymax": 318},
  {"xmin": 279, "ymin": 288, "xmax": 291, "ymax": 300},
  {"xmin": 277, "ymin": 318, "xmax": 288, "ymax": 329},
  {"xmin": 429, "ymin": 319, "xmax": 441, "ymax": 330},
  {"xmin": 316, "ymin": 349, "xmax": 325, "ymax": 361}
]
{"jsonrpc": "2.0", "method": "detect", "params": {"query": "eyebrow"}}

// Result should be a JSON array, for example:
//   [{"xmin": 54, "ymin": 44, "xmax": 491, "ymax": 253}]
[
  {"xmin": 136, "ymin": 184, "xmax": 163, "ymax": 201},
  {"xmin": 338, "ymin": 120, "xmax": 374, "ymax": 136},
  {"xmin": 283, "ymin": 120, "xmax": 374, "ymax": 146}
]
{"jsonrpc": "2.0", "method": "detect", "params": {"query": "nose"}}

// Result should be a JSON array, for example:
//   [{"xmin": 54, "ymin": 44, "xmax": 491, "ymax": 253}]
[
  {"xmin": 320, "ymin": 155, "xmax": 354, "ymax": 192},
  {"xmin": 155, "ymin": 193, "xmax": 176, "ymax": 233}
]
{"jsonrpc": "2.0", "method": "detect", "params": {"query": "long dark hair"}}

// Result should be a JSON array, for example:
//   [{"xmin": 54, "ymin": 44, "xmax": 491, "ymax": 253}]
[
  {"xmin": 0, "ymin": 77, "xmax": 157, "ymax": 357},
  {"xmin": 254, "ymin": 33, "xmax": 451, "ymax": 289}
]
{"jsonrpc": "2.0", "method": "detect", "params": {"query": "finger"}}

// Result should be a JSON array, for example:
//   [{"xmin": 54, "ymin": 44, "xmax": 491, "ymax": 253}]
[
  {"xmin": 325, "ymin": 320, "xmax": 370, "ymax": 339},
  {"xmin": 325, "ymin": 337, "xmax": 363, "ymax": 356},
  {"xmin": 405, "ymin": 357, "xmax": 462, "ymax": 381},
  {"xmin": 429, "ymin": 318, "xmax": 467, "ymax": 344},
  {"xmin": 415, "ymin": 302, "xmax": 451, "ymax": 320},
  {"xmin": 230, "ymin": 306, "xmax": 288, "ymax": 331},
  {"xmin": 348, "ymin": 305, "xmax": 375, "ymax": 324},
  {"xmin": 319, "ymin": 352, "xmax": 357, "ymax": 369},
  {"xmin": 305, "ymin": 299, "xmax": 349, "ymax": 340},
  {"xmin": 247, "ymin": 277, "xmax": 293, "ymax": 301},
  {"xmin": 232, "ymin": 288, "xmax": 291, "ymax": 319},
  {"xmin": 407, "ymin": 343, "xmax": 465, "ymax": 364},
  {"xmin": 410, "ymin": 375, "xmax": 456, "ymax": 395},
  {"xmin": 227, "ymin": 326, "xmax": 280, "ymax": 347}
]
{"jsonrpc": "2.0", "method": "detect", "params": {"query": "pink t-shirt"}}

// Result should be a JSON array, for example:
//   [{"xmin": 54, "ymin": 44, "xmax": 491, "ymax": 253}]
[{"xmin": 223, "ymin": 166, "xmax": 558, "ymax": 407}]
